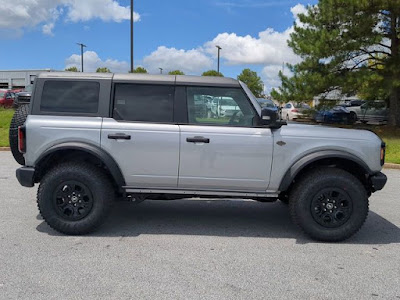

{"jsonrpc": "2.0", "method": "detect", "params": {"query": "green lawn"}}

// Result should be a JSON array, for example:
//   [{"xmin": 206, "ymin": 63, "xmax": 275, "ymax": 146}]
[
  {"xmin": 0, "ymin": 107, "xmax": 399, "ymax": 163},
  {"xmin": 0, "ymin": 108, "xmax": 14, "ymax": 147},
  {"xmin": 372, "ymin": 126, "xmax": 400, "ymax": 164}
]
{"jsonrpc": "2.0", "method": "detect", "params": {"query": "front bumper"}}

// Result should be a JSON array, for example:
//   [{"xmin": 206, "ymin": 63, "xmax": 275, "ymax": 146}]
[
  {"xmin": 16, "ymin": 167, "xmax": 35, "ymax": 187},
  {"xmin": 370, "ymin": 172, "xmax": 387, "ymax": 192}
]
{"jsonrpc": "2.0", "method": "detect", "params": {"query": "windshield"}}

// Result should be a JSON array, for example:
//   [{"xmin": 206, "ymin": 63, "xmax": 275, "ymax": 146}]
[{"xmin": 0, "ymin": 92, "xmax": 5, "ymax": 98}]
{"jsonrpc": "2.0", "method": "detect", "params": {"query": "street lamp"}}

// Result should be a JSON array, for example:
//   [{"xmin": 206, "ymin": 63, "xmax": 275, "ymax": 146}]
[
  {"xmin": 130, "ymin": 0, "xmax": 134, "ymax": 73},
  {"xmin": 77, "ymin": 43, "xmax": 87, "ymax": 72},
  {"xmin": 159, "ymin": 68, "xmax": 163, "ymax": 74},
  {"xmin": 216, "ymin": 45, "xmax": 222, "ymax": 74}
]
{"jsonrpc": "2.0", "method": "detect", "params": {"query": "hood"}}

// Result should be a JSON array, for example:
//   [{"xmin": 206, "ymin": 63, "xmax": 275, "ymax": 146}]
[
  {"xmin": 279, "ymin": 122, "xmax": 381, "ymax": 142},
  {"xmin": 17, "ymin": 92, "xmax": 32, "ymax": 96}
]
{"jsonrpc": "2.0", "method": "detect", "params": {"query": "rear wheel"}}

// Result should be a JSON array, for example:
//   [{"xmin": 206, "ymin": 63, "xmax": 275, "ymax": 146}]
[
  {"xmin": 9, "ymin": 104, "xmax": 29, "ymax": 165},
  {"xmin": 289, "ymin": 167, "xmax": 368, "ymax": 242},
  {"xmin": 37, "ymin": 162, "xmax": 114, "ymax": 235}
]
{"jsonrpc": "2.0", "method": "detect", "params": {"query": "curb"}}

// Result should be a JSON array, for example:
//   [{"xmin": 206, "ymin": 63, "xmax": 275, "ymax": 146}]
[
  {"xmin": 384, "ymin": 163, "xmax": 400, "ymax": 170},
  {"xmin": 0, "ymin": 147, "xmax": 10, "ymax": 151}
]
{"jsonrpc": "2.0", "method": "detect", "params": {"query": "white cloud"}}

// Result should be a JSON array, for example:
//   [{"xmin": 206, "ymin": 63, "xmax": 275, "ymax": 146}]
[
  {"xmin": 65, "ymin": 51, "xmax": 129, "ymax": 73},
  {"xmin": 143, "ymin": 46, "xmax": 213, "ymax": 74},
  {"xmin": 42, "ymin": 23, "xmax": 55, "ymax": 36},
  {"xmin": 66, "ymin": 0, "xmax": 140, "ymax": 23},
  {"xmin": 203, "ymin": 28, "xmax": 300, "ymax": 66},
  {"xmin": 0, "ymin": 0, "xmax": 140, "ymax": 36},
  {"xmin": 290, "ymin": 3, "xmax": 308, "ymax": 18}
]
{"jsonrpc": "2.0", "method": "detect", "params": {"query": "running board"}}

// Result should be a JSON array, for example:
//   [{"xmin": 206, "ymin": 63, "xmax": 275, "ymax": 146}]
[{"xmin": 124, "ymin": 187, "xmax": 278, "ymax": 198}]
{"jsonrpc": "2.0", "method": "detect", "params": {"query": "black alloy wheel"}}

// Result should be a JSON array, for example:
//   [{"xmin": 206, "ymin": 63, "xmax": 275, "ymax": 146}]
[
  {"xmin": 54, "ymin": 181, "xmax": 94, "ymax": 221},
  {"xmin": 310, "ymin": 188, "xmax": 353, "ymax": 228}
]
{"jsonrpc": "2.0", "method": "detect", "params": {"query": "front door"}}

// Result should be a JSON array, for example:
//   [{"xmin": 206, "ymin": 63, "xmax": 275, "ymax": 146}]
[
  {"xmin": 101, "ymin": 83, "xmax": 180, "ymax": 188},
  {"xmin": 178, "ymin": 86, "xmax": 273, "ymax": 192}
]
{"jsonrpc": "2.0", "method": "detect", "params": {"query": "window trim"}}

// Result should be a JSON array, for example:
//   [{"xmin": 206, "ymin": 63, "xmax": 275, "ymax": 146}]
[
  {"xmin": 32, "ymin": 79, "xmax": 110, "ymax": 117},
  {"xmin": 183, "ymin": 85, "xmax": 261, "ymax": 128},
  {"xmin": 39, "ymin": 80, "xmax": 101, "ymax": 115},
  {"xmin": 111, "ymin": 82, "xmax": 176, "ymax": 124}
]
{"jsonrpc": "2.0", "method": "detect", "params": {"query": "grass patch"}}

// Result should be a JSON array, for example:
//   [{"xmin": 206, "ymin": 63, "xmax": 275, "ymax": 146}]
[
  {"xmin": 0, "ymin": 108, "xmax": 14, "ymax": 147},
  {"xmin": 373, "ymin": 126, "xmax": 400, "ymax": 164}
]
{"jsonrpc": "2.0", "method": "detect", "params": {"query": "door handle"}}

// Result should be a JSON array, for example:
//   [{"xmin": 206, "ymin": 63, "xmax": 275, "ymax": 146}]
[
  {"xmin": 108, "ymin": 133, "xmax": 131, "ymax": 140},
  {"xmin": 186, "ymin": 136, "xmax": 210, "ymax": 144}
]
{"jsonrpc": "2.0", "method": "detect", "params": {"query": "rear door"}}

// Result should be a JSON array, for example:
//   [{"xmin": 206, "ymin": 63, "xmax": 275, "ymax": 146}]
[
  {"xmin": 178, "ymin": 86, "xmax": 273, "ymax": 192},
  {"xmin": 101, "ymin": 83, "xmax": 180, "ymax": 188}
]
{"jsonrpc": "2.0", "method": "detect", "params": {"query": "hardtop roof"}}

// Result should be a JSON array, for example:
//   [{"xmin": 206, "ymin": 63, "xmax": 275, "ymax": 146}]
[{"xmin": 37, "ymin": 72, "xmax": 240, "ymax": 87}]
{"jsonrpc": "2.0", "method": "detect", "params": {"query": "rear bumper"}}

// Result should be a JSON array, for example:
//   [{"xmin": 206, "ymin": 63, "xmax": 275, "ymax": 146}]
[
  {"xmin": 16, "ymin": 167, "xmax": 35, "ymax": 187},
  {"xmin": 370, "ymin": 172, "xmax": 387, "ymax": 192}
]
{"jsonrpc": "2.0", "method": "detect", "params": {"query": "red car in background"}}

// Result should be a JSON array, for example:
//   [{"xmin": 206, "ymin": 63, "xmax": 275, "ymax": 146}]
[{"xmin": 0, "ymin": 89, "xmax": 16, "ymax": 107}]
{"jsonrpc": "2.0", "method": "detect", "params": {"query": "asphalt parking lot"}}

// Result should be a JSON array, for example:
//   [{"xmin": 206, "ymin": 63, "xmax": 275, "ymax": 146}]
[{"xmin": 0, "ymin": 152, "xmax": 399, "ymax": 300}]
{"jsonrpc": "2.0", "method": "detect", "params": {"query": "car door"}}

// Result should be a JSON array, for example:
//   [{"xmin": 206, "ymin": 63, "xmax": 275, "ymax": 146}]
[
  {"xmin": 178, "ymin": 86, "xmax": 274, "ymax": 192},
  {"xmin": 101, "ymin": 83, "xmax": 180, "ymax": 188}
]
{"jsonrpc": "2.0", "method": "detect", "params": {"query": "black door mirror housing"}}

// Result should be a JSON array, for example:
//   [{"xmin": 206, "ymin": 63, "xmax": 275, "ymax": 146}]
[{"xmin": 260, "ymin": 107, "xmax": 286, "ymax": 128}]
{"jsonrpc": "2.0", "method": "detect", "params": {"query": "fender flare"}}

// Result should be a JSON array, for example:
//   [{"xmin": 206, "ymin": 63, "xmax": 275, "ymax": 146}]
[
  {"xmin": 278, "ymin": 150, "xmax": 373, "ymax": 192},
  {"xmin": 35, "ymin": 142, "xmax": 126, "ymax": 187}
]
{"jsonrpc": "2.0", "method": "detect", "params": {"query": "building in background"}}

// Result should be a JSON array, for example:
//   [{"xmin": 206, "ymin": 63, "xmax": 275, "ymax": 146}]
[{"xmin": 0, "ymin": 69, "xmax": 55, "ymax": 90}]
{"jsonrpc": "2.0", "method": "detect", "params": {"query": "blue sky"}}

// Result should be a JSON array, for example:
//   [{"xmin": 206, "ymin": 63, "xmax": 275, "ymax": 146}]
[{"xmin": 0, "ymin": 0, "xmax": 316, "ymax": 91}]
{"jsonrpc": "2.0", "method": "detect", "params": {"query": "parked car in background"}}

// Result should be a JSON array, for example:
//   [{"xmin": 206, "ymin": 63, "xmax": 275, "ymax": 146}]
[
  {"xmin": 315, "ymin": 106, "xmax": 356, "ymax": 124},
  {"xmin": 0, "ymin": 90, "xmax": 16, "ymax": 107},
  {"xmin": 343, "ymin": 100, "xmax": 388, "ymax": 124},
  {"xmin": 13, "ymin": 85, "xmax": 33, "ymax": 108},
  {"xmin": 281, "ymin": 102, "xmax": 311, "ymax": 121}
]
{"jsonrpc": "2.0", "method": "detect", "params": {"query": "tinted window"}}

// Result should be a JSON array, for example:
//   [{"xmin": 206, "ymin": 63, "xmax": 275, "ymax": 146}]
[
  {"xmin": 41, "ymin": 81, "xmax": 99, "ymax": 113},
  {"xmin": 187, "ymin": 87, "xmax": 255, "ymax": 127},
  {"xmin": 114, "ymin": 84, "xmax": 174, "ymax": 123}
]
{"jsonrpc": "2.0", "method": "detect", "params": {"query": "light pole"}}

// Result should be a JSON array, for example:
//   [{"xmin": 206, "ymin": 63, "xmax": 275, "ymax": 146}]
[
  {"xmin": 77, "ymin": 43, "xmax": 87, "ymax": 72},
  {"xmin": 130, "ymin": 0, "xmax": 134, "ymax": 73},
  {"xmin": 159, "ymin": 68, "xmax": 163, "ymax": 74},
  {"xmin": 216, "ymin": 45, "xmax": 222, "ymax": 74}
]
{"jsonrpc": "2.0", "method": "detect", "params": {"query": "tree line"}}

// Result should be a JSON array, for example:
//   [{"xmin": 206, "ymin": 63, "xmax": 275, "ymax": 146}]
[{"xmin": 65, "ymin": 67, "xmax": 265, "ymax": 97}]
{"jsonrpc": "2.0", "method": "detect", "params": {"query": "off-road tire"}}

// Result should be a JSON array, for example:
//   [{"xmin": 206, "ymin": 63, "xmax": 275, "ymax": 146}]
[
  {"xmin": 289, "ymin": 167, "xmax": 369, "ymax": 242},
  {"xmin": 9, "ymin": 104, "xmax": 29, "ymax": 165},
  {"xmin": 37, "ymin": 162, "xmax": 114, "ymax": 235}
]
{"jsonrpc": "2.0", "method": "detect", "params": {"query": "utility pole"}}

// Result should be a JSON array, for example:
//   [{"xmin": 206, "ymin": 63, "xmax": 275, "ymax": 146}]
[
  {"xmin": 130, "ymin": 0, "xmax": 134, "ymax": 73},
  {"xmin": 216, "ymin": 45, "xmax": 222, "ymax": 74},
  {"xmin": 77, "ymin": 43, "xmax": 87, "ymax": 72},
  {"xmin": 159, "ymin": 68, "xmax": 163, "ymax": 74}
]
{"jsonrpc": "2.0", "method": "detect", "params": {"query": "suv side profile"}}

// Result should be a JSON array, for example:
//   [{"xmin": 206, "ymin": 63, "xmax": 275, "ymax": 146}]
[{"xmin": 12, "ymin": 73, "xmax": 387, "ymax": 241}]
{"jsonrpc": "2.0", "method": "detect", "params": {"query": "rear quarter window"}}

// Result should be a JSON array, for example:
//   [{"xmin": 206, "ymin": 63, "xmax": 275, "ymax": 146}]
[{"xmin": 40, "ymin": 81, "xmax": 100, "ymax": 113}]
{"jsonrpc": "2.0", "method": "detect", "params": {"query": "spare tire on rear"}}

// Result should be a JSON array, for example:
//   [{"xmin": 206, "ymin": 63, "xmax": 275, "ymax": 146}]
[{"xmin": 9, "ymin": 104, "xmax": 29, "ymax": 165}]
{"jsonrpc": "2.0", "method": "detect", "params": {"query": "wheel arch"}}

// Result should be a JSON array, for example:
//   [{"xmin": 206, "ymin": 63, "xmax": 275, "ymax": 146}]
[
  {"xmin": 34, "ymin": 142, "xmax": 126, "ymax": 190},
  {"xmin": 279, "ymin": 150, "xmax": 373, "ymax": 193}
]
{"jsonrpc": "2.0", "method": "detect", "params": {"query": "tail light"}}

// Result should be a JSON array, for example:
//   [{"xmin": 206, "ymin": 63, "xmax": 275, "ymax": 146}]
[
  {"xmin": 380, "ymin": 142, "xmax": 386, "ymax": 166},
  {"xmin": 18, "ymin": 125, "xmax": 26, "ymax": 154},
  {"xmin": 291, "ymin": 109, "xmax": 299, "ymax": 113}
]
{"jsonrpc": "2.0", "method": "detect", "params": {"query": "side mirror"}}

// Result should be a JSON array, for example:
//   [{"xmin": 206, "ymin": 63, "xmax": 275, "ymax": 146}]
[{"xmin": 260, "ymin": 107, "xmax": 285, "ymax": 128}]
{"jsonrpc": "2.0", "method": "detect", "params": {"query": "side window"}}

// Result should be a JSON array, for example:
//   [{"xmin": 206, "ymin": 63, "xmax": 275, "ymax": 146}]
[
  {"xmin": 285, "ymin": 103, "xmax": 291, "ymax": 109},
  {"xmin": 187, "ymin": 87, "xmax": 256, "ymax": 127},
  {"xmin": 41, "ymin": 81, "xmax": 99, "ymax": 113},
  {"xmin": 113, "ymin": 84, "xmax": 174, "ymax": 123}
]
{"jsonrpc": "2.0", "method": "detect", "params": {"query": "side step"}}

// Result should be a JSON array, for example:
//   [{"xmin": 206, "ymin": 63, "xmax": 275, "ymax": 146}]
[{"xmin": 124, "ymin": 187, "xmax": 279, "ymax": 198}]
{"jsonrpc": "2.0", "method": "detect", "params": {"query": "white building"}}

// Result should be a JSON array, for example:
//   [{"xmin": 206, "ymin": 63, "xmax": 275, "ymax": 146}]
[{"xmin": 0, "ymin": 69, "xmax": 55, "ymax": 90}]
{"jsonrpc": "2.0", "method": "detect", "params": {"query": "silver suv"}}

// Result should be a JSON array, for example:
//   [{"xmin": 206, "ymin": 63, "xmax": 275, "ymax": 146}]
[{"xmin": 12, "ymin": 72, "xmax": 387, "ymax": 241}]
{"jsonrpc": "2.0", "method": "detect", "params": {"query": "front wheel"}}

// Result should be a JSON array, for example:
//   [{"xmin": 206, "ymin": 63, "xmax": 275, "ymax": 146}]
[
  {"xmin": 37, "ymin": 162, "xmax": 114, "ymax": 235},
  {"xmin": 289, "ymin": 168, "xmax": 369, "ymax": 242}
]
